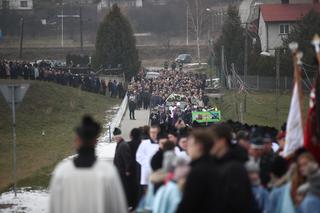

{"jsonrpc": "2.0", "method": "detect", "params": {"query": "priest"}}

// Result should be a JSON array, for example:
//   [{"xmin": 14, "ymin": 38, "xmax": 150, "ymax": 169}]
[{"xmin": 49, "ymin": 115, "xmax": 127, "ymax": 213}]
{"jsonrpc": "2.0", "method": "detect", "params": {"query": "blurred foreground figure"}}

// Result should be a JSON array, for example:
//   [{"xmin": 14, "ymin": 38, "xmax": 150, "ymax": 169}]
[{"xmin": 49, "ymin": 116, "xmax": 127, "ymax": 213}]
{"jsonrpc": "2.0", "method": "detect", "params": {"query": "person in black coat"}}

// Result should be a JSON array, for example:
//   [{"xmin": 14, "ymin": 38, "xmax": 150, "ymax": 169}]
[
  {"xmin": 128, "ymin": 128, "xmax": 142, "ymax": 209},
  {"xmin": 177, "ymin": 128, "xmax": 222, "ymax": 213},
  {"xmin": 113, "ymin": 128, "xmax": 133, "ymax": 207},
  {"xmin": 211, "ymin": 124, "xmax": 258, "ymax": 213},
  {"xmin": 129, "ymin": 97, "xmax": 136, "ymax": 120},
  {"xmin": 151, "ymin": 133, "xmax": 170, "ymax": 171}
]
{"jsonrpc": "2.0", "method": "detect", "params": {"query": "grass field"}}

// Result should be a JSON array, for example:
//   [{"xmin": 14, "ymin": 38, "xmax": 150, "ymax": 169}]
[
  {"xmin": 0, "ymin": 80, "xmax": 120, "ymax": 192},
  {"xmin": 213, "ymin": 90, "xmax": 309, "ymax": 129}
]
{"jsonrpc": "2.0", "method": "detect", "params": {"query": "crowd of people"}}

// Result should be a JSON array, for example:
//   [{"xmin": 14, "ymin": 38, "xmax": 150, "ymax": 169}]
[
  {"xmin": 127, "ymin": 69, "xmax": 211, "ymax": 125},
  {"xmin": 49, "ymin": 114, "xmax": 320, "ymax": 213},
  {"xmin": 47, "ymin": 63, "xmax": 320, "ymax": 213},
  {"xmin": 0, "ymin": 59, "xmax": 126, "ymax": 98}
]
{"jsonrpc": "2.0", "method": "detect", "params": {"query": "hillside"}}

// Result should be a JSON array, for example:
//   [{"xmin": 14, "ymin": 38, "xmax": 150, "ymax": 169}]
[
  {"xmin": 0, "ymin": 80, "xmax": 120, "ymax": 191},
  {"xmin": 215, "ymin": 90, "xmax": 309, "ymax": 129}
]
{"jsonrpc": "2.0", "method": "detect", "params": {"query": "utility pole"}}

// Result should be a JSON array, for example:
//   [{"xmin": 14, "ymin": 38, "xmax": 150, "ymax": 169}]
[
  {"xmin": 57, "ymin": 4, "xmax": 80, "ymax": 49},
  {"xmin": 275, "ymin": 49, "xmax": 280, "ymax": 129},
  {"xmin": 11, "ymin": 86, "xmax": 17, "ymax": 197},
  {"xmin": 243, "ymin": 23, "xmax": 248, "ymax": 113},
  {"xmin": 240, "ymin": 102, "xmax": 244, "ymax": 123},
  {"xmin": 231, "ymin": 63, "xmax": 239, "ymax": 120},
  {"xmin": 208, "ymin": 39, "xmax": 214, "ymax": 86},
  {"xmin": 79, "ymin": 5, "xmax": 83, "ymax": 52},
  {"xmin": 19, "ymin": 18, "xmax": 24, "ymax": 59},
  {"xmin": 0, "ymin": 84, "xmax": 29, "ymax": 198},
  {"xmin": 221, "ymin": 45, "xmax": 225, "ymax": 88},
  {"xmin": 195, "ymin": 0, "xmax": 200, "ymax": 64},
  {"xmin": 211, "ymin": 13, "xmax": 213, "ymax": 35},
  {"xmin": 186, "ymin": 5, "xmax": 189, "ymax": 46},
  {"xmin": 61, "ymin": 5, "xmax": 64, "ymax": 48}
]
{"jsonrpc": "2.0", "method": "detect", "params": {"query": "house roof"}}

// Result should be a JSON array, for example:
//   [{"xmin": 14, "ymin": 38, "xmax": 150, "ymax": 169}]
[{"xmin": 260, "ymin": 3, "xmax": 320, "ymax": 22}]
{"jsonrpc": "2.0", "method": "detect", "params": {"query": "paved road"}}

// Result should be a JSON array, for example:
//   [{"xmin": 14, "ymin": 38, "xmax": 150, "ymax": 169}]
[
  {"xmin": 96, "ymin": 108, "xmax": 150, "ymax": 162},
  {"xmin": 120, "ymin": 108, "xmax": 150, "ymax": 140}
]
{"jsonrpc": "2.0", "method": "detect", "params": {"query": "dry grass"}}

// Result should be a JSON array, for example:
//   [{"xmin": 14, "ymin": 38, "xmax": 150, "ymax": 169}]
[
  {"xmin": 0, "ymin": 80, "xmax": 120, "ymax": 191},
  {"xmin": 215, "ymin": 90, "xmax": 309, "ymax": 129}
]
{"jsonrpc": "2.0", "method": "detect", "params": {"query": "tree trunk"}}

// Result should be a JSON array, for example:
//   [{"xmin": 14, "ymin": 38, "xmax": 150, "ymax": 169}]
[{"xmin": 197, "ymin": 35, "xmax": 201, "ymax": 64}]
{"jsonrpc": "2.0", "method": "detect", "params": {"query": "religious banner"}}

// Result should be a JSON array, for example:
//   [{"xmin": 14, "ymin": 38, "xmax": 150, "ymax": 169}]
[{"xmin": 192, "ymin": 111, "xmax": 221, "ymax": 123}]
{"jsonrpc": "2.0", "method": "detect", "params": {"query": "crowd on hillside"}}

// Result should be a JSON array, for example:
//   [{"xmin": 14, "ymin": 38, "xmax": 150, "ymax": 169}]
[
  {"xmin": 0, "ymin": 60, "xmax": 126, "ymax": 98},
  {"xmin": 49, "ymin": 114, "xmax": 320, "ymax": 213}
]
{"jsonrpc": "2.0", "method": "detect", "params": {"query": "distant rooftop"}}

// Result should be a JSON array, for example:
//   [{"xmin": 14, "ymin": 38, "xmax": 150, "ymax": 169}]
[{"xmin": 260, "ymin": 3, "xmax": 320, "ymax": 22}]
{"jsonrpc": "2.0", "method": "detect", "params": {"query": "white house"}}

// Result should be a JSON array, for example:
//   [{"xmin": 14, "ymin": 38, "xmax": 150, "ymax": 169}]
[
  {"xmin": 258, "ymin": 3, "xmax": 320, "ymax": 54},
  {"xmin": 0, "ymin": 0, "xmax": 33, "ymax": 10}
]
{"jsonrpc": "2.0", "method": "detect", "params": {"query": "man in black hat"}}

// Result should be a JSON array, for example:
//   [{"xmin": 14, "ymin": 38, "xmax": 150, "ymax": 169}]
[
  {"xmin": 49, "ymin": 116, "xmax": 127, "ymax": 213},
  {"xmin": 113, "ymin": 127, "xmax": 133, "ymax": 207}
]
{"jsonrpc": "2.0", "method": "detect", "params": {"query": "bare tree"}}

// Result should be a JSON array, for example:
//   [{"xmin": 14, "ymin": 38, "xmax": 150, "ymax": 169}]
[{"xmin": 185, "ymin": 0, "xmax": 209, "ymax": 64}]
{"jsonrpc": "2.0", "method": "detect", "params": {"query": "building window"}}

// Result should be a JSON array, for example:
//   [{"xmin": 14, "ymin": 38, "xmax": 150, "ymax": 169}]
[
  {"xmin": 20, "ymin": 1, "xmax": 28, "ymax": 7},
  {"xmin": 2, "ymin": 0, "xmax": 9, "ymax": 9},
  {"xmin": 280, "ymin": 24, "xmax": 289, "ymax": 35}
]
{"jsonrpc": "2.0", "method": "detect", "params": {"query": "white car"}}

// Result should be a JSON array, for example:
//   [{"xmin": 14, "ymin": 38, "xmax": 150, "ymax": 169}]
[{"xmin": 145, "ymin": 71, "xmax": 160, "ymax": 79}]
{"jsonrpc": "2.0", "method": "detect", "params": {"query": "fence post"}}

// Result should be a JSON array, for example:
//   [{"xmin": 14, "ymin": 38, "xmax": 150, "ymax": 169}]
[
  {"xmin": 285, "ymin": 76, "xmax": 288, "ymax": 90},
  {"xmin": 108, "ymin": 125, "xmax": 112, "ymax": 143},
  {"xmin": 239, "ymin": 102, "xmax": 244, "ymax": 123}
]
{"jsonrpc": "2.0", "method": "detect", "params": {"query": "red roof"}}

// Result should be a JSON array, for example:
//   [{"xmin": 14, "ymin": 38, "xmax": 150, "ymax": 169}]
[{"xmin": 260, "ymin": 4, "xmax": 320, "ymax": 22}]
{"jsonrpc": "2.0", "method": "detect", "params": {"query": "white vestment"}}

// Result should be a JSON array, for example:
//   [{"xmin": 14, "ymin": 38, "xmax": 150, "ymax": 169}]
[
  {"xmin": 136, "ymin": 139, "xmax": 159, "ymax": 185},
  {"xmin": 174, "ymin": 147, "xmax": 190, "ymax": 160},
  {"xmin": 49, "ymin": 159, "xmax": 127, "ymax": 213}
]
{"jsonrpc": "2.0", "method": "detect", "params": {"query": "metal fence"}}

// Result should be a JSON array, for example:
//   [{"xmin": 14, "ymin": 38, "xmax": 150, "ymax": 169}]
[
  {"xmin": 225, "ymin": 75, "xmax": 311, "ymax": 91},
  {"xmin": 99, "ymin": 93, "xmax": 128, "ymax": 143}
]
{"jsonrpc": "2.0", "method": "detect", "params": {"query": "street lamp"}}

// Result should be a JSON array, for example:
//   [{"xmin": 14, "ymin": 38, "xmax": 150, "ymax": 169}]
[
  {"xmin": 19, "ymin": 18, "xmax": 24, "ymax": 59},
  {"xmin": 260, "ymin": 50, "xmax": 281, "ymax": 128},
  {"xmin": 206, "ymin": 8, "xmax": 214, "ymax": 38},
  {"xmin": 186, "ymin": 5, "xmax": 189, "ymax": 46}
]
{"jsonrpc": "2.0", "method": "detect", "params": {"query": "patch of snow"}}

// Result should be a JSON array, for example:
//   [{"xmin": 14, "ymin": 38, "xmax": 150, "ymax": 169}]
[
  {"xmin": 0, "ymin": 101, "xmax": 124, "ymax": 212},
  {"xmin": 0, "ymin": 188, "xmax": 49, "ymax": 213},
  {"xmin": 0, "ymin": 139, "xmax": 116, "ymax": 212},
  {"xmin": 96, "ymin": 142, "xmax": 117, "ymax": 162}
]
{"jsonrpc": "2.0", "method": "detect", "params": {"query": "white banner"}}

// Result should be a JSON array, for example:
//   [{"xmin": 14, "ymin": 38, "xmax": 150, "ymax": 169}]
[{"xmin": 283, "ymin": 83, "xmax": 304, "ymax": 157}]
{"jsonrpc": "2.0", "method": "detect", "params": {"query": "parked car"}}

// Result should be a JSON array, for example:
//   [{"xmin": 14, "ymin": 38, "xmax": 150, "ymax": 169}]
[
  {"xmin": 206, "ymin": 78, "xmax": 220, "ymax": 89},
  {"xmin": 145, "ymin": 71, "xmax": 160, "ymax": 79},
  {"xmin": 175, "ymin": 54, "xmax": 192, "ymax": 64}
]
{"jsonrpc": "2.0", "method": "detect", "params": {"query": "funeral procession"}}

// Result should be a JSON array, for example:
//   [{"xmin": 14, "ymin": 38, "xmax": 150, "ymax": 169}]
[{"xmin": 2, "ymin": 0, "xmax": 320, "ymax": 213}]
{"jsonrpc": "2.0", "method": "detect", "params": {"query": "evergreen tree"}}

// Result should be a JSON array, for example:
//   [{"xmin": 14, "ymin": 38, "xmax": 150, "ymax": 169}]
[
  {"xmin": 94, "ymin": 5, "xmax": 140, "ymax": 79},
  {"xmin": 214, "ymin": 6, "xmax": 245, "ymax": 74},
  {"xmin": 283, "ymin": 10, "xmax": 320, "ymax": 77}
]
